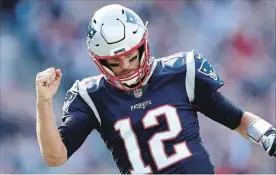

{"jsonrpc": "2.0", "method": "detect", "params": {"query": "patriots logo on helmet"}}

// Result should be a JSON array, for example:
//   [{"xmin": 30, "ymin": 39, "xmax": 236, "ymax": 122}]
[
  {"xmin": 87, "ymin": 22, "xmax": 97, "ymax": 39},
  {"xmin": 125, "ymin": 10, "xmax": 137, "ymax": 24},
  {"xmin": 198, "ymin": 60, "xmax": 218, "ymax": 81}
]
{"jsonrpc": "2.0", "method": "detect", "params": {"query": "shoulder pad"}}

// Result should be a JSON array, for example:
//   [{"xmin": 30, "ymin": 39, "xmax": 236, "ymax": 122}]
[
  {"xmin": 194, "ymin": 50, "xmax": 219, "ymax": 81},
  {"xmin": 163, "ymin": 52, "xmax": 186, "ymax": 62},
  {"xmin": 185, "ymin": 50, "xmax": 224, "ymax": 102},
  {"xmin": 159, "ymin": 52, "xmax": 186, "ymax": 69},
  {"xmin": 79, "ymin": 75, "xmax": 104, "ymax": 93},
  {"xmin": 63, "ymin": 76, "xmax": 103, "ymax": 125},
  {"xmin": 63, "ymin": 80, "xmax": 80, "ymax": 113},
  {"xmin": 62, "ymin": 75, "xmax": 103, "ymax": 112}
]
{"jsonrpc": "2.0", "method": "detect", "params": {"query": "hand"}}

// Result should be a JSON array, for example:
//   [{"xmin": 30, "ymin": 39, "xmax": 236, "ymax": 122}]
[
  {"xmin": 261, "ymin": 128, "xmax": 276, "ymax": 157},
  {"xmin": 36, "ymin": 67, "xmax": 62, "ymax": 103}
]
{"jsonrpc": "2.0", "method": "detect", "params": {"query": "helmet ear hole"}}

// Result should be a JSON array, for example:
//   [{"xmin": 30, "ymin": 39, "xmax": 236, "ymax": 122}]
[
  {"xmin": 100, "ymin": 60, "xmax": 111, "ymax": 69},
  {"xmin": 138, "ymin": 44, "xmax": 144, "ymax": 62}
]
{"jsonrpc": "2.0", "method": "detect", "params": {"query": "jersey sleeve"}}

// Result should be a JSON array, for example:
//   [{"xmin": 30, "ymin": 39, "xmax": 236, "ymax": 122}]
[
  {"xmin": 185, "ymin": 50, "xmax": 224, "ymax": 102},
  {"xmin": 192, "ymin": 91, "xmax": 244, "ymax": 130},
  {"xmin": 185, "ymin": 51, "xmax": 243, "ymax": 129},
  {"xmin": 58, "ymin": 80, "xmax": 100, "ymax": 159}
]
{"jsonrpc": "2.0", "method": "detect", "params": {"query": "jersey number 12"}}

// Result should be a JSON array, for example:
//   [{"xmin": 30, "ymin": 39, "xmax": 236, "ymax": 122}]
[{"xmin": 114, "ymin": 104, "xmax": 192, "ymax": 174}]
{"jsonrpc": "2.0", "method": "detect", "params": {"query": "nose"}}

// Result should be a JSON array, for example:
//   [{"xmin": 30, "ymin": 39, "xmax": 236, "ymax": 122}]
[{"xmin": 120, "ymin": 59, "xmax": 130, "ymax": 69}]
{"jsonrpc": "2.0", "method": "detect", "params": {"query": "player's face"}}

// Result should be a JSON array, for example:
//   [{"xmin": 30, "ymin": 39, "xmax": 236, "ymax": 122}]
[{"xmin": 106, "ymin": 49, "xmax": 140, "ymax": 76}]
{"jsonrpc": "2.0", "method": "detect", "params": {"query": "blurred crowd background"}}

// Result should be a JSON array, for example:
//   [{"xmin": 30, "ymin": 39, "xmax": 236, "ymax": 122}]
[{"xmin": 0, "ymin": 0, "xmax": 275, "ymax": 173}]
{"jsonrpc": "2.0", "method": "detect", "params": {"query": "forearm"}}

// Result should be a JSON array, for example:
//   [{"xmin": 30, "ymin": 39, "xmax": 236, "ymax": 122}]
[
  {"xmin": 193, "ymin": 89, "xmax": 276, "ymax": 156},
  {"xmin": 36, "ymin": 100, "xmax": 67, "ymax": 166},
  {"xmin": 235, "ymin": 111, "xmax": 275, "ymax": 144},
  {"xmin": 234, "ymin": 111, "xmax": 276, "ymax": 157},
  {"xmin": 234, "ymin": 111, "xmax": 262, "ymax": 140}
]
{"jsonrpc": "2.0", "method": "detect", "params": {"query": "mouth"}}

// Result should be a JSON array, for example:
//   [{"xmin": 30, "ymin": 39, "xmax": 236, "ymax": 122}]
[{"xmin": 119, "ymin": 70, "xmax": 135, "ymax": 76}]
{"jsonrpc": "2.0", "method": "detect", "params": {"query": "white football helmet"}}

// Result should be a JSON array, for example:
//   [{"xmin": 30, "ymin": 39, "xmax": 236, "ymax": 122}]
[{"xmin": 86, "ymin": 4, "xmax": 152, "ymax": 91}]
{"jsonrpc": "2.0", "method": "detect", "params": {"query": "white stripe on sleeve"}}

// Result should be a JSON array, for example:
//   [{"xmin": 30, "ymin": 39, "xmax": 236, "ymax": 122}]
[
  {"xmin": 185, "ymin": 51, "xmax": 196, "ymax": 102},
  {"xmin": 78, "ymin": 80, "xmax": 102, "ymax": 126}
]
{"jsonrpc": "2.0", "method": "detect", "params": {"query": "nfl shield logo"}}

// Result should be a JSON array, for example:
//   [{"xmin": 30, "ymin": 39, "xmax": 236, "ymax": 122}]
[{"xmin": 133, "ymin": 88, "xmax": 143, "ymax": 98}]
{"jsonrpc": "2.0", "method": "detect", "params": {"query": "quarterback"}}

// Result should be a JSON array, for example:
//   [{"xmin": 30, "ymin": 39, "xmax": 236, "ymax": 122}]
[{"xmin": 36, "ymin": 4, "xmax": 276, "ymax": 174}]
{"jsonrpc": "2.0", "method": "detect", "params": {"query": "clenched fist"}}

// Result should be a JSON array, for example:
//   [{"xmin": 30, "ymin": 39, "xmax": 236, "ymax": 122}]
[{"xmin": 36, "ymin": 67, "xmax": 62, "ymax": 103}]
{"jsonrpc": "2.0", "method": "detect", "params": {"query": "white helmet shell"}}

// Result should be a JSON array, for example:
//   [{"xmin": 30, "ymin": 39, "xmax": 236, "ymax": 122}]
[
  {"xmin": 87, "ymin": 4, "xmax": 146, "ymax": 57},
  {"xmin": 86, "ymin": 4, "xmax": 152, "ymax": 91}
]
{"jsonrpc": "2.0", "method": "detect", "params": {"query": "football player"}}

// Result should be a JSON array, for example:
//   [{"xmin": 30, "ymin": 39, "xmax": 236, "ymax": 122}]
[{"xmin": 36, "ymin": 4, "xmax": 276, "ymax": 174}]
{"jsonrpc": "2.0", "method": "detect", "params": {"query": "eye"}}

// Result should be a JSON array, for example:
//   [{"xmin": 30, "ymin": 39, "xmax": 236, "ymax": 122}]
[
  {"xmin": 129, "ymin": 55, "xmax": 138, "ymax": 62},
  {"xmin": 108, "ymin": 63, "xmax": 120, "ymax": 67}
]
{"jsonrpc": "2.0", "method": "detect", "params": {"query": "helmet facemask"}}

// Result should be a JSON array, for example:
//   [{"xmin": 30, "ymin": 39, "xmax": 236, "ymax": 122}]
[{"xmin": 90, "ymin": 33, "xmax": 152, "ymax": 91}]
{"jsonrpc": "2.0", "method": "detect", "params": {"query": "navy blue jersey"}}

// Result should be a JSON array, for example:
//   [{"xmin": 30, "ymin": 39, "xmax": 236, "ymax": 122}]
[{"xmin": 59, "ymin": 50, "xmax": 224, "ymax": 174}]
